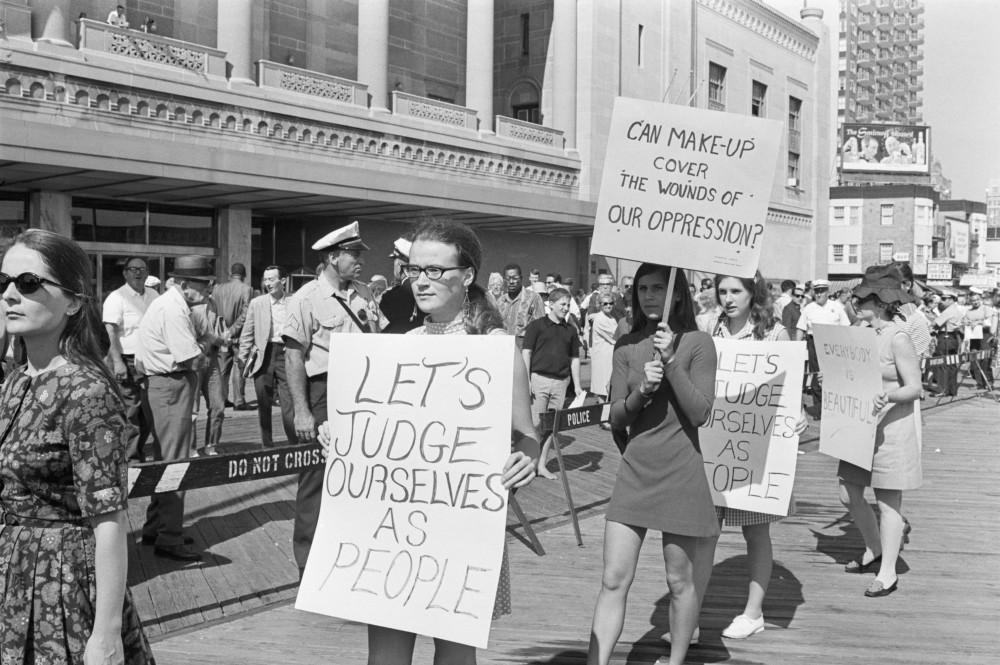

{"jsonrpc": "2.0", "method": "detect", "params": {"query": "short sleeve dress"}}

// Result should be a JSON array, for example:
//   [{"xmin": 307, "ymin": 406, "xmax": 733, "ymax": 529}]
[
  {"xmin": 0, "ymin": 362, "xmax": 155, "ymax": 665},
  {"xmin": 408, "ymin": 315, "xmax": 512, "ymax": 619},
  {"xmin": 711, "ymin": 317, "xmax": 793, "ymax": 526},
  {"xmin": 605, "ymin": 329, "xmax": 720, "ymax": 538},
  {"xmin": 838, "ymin": 323, "xmax": 922, "ymax": 490}
]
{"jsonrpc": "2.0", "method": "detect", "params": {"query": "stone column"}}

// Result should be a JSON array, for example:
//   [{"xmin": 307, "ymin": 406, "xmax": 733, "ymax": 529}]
[
  {"xmin": 217, "ymin": 207, "xmax": 252, "ymax": 282},
  {"xmin": 217, "ymin": 0, "xmax": 254, "ymax": 85},
  {"xmin": 32, "ymin": 0, "xmax": 73, "ymax": 46},
  {"xmin": 358, "ymin": 0, "xmax": 389, "ymax": 112},
  {"xmin": 552, "ymin": 0, "xmax": 577, "ymax": 150},
  {"xmin": 28, "ymin": 191, "xmax": 72, "ymax": 234},
  {"xmin": 465, "ymin": 0, "xmax": 494, "ymax": 132}
]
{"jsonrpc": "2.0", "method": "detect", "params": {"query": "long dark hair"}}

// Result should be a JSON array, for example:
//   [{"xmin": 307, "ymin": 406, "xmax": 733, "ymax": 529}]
[
  {"xmin": 713, "ymin": 271, "xmax": 776, "ymax": 340},
  {"xmin": 12, "ymin": 229, "xmax": 120, "ymax": 395},
  {"xmin": 630, "ymin": 263, "xmax": 697, "ymax": 333},
  {"xmin": 411, "ymin": 217, "xmax": 504, "ymax": 335}
]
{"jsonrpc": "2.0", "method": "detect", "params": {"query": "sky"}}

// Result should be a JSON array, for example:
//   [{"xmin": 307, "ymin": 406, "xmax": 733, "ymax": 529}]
[{"xmin": 766, "ymin": 0, "xmax": 1000, "ymax": 201}]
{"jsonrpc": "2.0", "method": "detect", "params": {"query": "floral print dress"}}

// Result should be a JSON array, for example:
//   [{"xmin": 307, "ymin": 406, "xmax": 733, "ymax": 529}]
[{"xmin": 0, "ymin": 362, "xmax": 155, "ymax": 664}]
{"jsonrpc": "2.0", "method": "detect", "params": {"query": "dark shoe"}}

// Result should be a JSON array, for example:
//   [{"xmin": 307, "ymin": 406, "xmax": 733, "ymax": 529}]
[
  {"xmin": 864, "ymin": 578, "xmax": 898, "ymax": 597},
  {"xmin": 235, "ymin": 403, "xmax": 254, "ymax": 411},
  {"xmin": 154, "ymin": 543, "xmax": 203, "ymax": 562},
  {"xmin": 844, "ymin": 554, "xmax": 881, "ymax": 573},
  {"xmin": 141, "ymin": 534, "xmax": 195, "ymax": 546}
]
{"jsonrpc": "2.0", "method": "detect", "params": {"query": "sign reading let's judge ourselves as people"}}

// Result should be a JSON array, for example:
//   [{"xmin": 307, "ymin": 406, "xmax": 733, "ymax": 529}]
[
  {"xmin": 812, "ymin": 324, "xmax": 882, "ymax": 470},
  {"xmin": 700, "ymin": 339, "xmax": 807, "ymax": 516},
  {"xmin": 296, "ymin": 334, "xmax": 514, "ymax": 649},
  {"xmin": 591, "ymin": 97, "xmax": 783, "ymax": 276}
]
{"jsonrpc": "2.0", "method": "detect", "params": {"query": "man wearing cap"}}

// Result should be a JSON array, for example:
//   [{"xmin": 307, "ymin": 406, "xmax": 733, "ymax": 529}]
[
  {"xmin": 379, "ymin": 236, "xmax": 422, "ymax": 334},
  {"xmin": 212, "ymin": 263, "xmax": 253, "ymax": 410},
  {"xmin": 283, "ymin": 221, "xmax": 385, "ymax": 574},
  {"xmin": 796, "ymin": 278, "xmax": 850, "ymax": 415},
  {"xmin": 498, "ymin": 263, "xmax": 545, "ymax": 349},
  {"xmin": 930, "ymin": 291, "xmax": 964, "ymax": 396},
  {"xmin": 103, "ymin": 257, "xmax": 158, "ymax": 463},
  {"xmin": 135, "ymin": 256, "xmax": 216, "ymax": 561},
  {"xmin": 239, "ymin": 265, "xmax": 297, "ymax": 447},
  {"xmin": 961, "ymin": 288, "xmax": 994, "ymax": 389}
]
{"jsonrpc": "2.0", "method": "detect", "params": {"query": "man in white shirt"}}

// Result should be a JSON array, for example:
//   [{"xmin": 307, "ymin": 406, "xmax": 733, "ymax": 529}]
[
  {"xmin": 239, "ymin": 265, "xmax": 296, "ymax": 447},
  {"xmin": 106, "ymin": 4, "xmax": 128, "ymax": 28},
  {"xmin": 136, "ymin": 256, "xmax": 214, "ymax": 562},
  {"xmin": 796, "ymin": 279, "xmax": 849, "ymax": 417},
  {"xmin": 103, "ymin": 257, "xmax": 158, "ymax": 462}
]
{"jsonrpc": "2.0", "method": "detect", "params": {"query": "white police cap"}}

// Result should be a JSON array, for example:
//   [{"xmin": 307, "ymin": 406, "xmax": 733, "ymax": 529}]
[{"xmin": 311, "ymin": 221, "xmax": 370, "ymax": 252}]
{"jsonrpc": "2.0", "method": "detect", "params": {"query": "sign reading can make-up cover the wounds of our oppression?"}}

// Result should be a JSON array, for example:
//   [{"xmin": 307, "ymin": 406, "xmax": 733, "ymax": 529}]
[
  {"xmin": 811, "ymin": 324, "xmax": 882, "ymax": 470},
  {"xmin": 700, "ymin": 339, "xmax": 807, "ymax": 517},
  {"xmin": 295, "ymin": 333, "xmax": 514, "ymax": 649},
  {"xmin": 590, "ymin": 97, "xmax": 784, "ymax": 277}
]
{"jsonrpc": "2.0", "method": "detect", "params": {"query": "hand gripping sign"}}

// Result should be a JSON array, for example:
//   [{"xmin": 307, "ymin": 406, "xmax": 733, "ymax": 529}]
[
  {"xmin": 591, "ymin": 97, "xmax": 783, "ymax": 278},
  {"xmin": 699, "ymin": 339, "xmax": 807, "ymax": 516},
  {"xmin": 811, "ymin": 324, "xmax": 882, "ymax": 470},
  {"xmin": 296, "ymin": 333, "xmax": 514, "ymax": 649}
]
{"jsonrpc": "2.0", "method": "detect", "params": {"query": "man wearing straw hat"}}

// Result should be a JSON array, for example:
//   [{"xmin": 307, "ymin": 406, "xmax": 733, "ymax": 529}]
[
  {"xmin": 135, "ymin": 255, "xmax": 216, "ymax": 561},
  {"xmin": 283, "ymin": 221, "xmax": 384, "ymax": 575}
]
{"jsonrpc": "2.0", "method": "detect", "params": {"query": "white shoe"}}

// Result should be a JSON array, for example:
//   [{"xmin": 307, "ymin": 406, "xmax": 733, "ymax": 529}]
[
  {"xmin": 722, "ymin": 614, "xmax": 764, "ymax": 639},
  {"xmin": 663, "ymin": 626, "xmax": 699, "ymax": 645}
]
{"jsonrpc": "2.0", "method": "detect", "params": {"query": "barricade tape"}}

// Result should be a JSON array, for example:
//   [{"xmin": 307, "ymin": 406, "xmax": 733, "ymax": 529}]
[
  {"xmin": 127, "ymin": 443, "xmax": 324, "ymax": 498},
  {"xmin": 128, "ymin": 348, "xmax": 997, "ymax": 497}
]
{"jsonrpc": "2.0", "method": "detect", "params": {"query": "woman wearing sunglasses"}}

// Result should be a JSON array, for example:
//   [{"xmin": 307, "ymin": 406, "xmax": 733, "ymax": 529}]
[
  {"xmin": 588, "ymin": 297, "xmax": 618, "ymax": 402},
  {"xmin": 318, "ymin": 218, "xmax": 538, "ymax": 664},
  {"xmin": 0, "ymin": 230, "xmax": 154, "ymax": 664}
]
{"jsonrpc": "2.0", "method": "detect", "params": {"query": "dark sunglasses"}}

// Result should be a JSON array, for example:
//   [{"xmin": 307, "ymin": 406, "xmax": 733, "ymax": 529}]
[{"xmin": 0, "ymin": 271, "xmax": 78, "ymax": 296}]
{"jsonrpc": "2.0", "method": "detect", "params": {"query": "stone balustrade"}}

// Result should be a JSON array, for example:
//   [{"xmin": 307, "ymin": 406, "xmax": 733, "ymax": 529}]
[
  {"xmin": 391, "ymin": 91, "xmax": 478, "ymax": 130},
  {"xmin": 78, "ymin": 19, "xmax": 227, "ymax": 78},
  {"xmin": 257, "ymin": 60, "xmax": 367, "ymax": 108},
  {"xmin": 495, "ymin": 116, "xmax": 565, "ymax": 150}
]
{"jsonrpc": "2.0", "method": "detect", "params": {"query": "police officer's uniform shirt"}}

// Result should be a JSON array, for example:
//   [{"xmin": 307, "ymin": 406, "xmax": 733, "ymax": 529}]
[
  {"xmin": 934, "ymin": 303, "xmax": 964, "ymax": 333},
  {"xmin": 102, "ymin": 283, "xmax": 157, "ymax": 355},
  {"xmin": 283, "ymin": 276, "xmax": 385, "ymax": 377}
]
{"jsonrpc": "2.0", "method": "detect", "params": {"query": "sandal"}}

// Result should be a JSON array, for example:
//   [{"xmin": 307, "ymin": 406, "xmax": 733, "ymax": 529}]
[{"xmin": 844, "ymin": 554, "xmax": 881, "ymax": 573}]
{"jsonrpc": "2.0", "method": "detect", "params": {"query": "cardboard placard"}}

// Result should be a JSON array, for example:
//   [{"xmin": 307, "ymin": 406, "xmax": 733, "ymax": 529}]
[
  {"xmin": 812, "ymin": 324, "xmax": 881, "ymax": 470},
  {"xmin": 591, "ymin": 97, "xmax": 783, "ymax": 277},
  {"xmin": 700, "ymin": 339, "xmax": 806, "ymax": 516},
  {"xmin": 296, "ymin": 334, "xmax": 514, "ymax": 648}
]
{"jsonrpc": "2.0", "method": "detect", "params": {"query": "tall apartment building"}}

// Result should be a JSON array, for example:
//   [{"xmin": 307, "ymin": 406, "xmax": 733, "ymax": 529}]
[{"xmin": 837, "ymin": 0, "xmax": 925, "ymax": 126}]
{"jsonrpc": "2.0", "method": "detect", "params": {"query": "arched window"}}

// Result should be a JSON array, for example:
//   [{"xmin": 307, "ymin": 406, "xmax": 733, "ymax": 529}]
[{"xmin": 508, "ymin": 79, "xmax": 540, "ymax": 124}]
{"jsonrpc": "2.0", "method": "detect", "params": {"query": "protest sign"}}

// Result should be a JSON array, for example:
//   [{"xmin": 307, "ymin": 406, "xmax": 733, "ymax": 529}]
[
  {"xmin": 812, "ymin": 324, "xmax": 881, "ymax": 470},
  {"xmin": 296, "ymin": 334, "xmax": 514, "ymax": 649},
  {"xmin": 700, "ymin": 339, "xmax": 806, "ymax": 516},
  {"xmin": 591, "ymin": 97, "xmax": 783, "ymax": 277}
]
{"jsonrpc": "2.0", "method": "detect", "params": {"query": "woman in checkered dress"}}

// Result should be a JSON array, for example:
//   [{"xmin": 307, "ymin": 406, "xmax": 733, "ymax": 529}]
[{"xmin": 707, "ymin": 273, "xmax": 807, "ymax": 641}]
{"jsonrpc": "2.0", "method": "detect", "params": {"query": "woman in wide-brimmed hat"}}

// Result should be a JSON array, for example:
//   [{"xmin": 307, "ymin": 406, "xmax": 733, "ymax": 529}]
[{"xmin": 838, "ymin": 265, "xmax": 922, "ymax": 598}]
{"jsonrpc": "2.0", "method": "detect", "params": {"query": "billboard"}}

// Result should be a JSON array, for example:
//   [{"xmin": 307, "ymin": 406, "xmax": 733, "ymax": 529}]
[
  {"xmin": 947, "ymin": 219, "xmax": 970, "ymax": 264},
  {"xmin": 840, "ymin": 124, "xmax": 930, "ymax": 174}
]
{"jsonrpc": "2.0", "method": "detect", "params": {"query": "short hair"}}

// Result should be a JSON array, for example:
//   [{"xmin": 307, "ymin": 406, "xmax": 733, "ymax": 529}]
[
  {"xmin": 780, "ymin": 279, "xmax": 796, "ymax": 292},
  {"xmin": 230, "ymin": 262, "xmax": 247, "ymax": 277},
  {"xmin": 123, "ymin": 257, "xmax": 147, "ymax": 269},
  {"xmin": 548, "ymin": 287, "xmax": 571, "ymax": 303},
  {"xmin": 263, "ymin": 265, "xmax": 287, "ymax": 278},
  {"xmin": 502, "ymin": 263, "xmax": 522, "ymax": 276}
]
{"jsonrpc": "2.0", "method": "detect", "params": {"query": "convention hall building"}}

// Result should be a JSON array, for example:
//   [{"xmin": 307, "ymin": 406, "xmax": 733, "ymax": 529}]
[{"xmin": 0, "ymin": 0, "xmax": 831, "ymax": 296}]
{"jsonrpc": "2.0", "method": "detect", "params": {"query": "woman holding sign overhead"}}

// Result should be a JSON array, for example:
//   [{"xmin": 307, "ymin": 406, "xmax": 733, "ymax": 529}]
[
  {"xmin": 838, "ymin": 266, "xmax": 922, "ymax": 598},
  {"xmin": 318, "ymin": 218, "xmax": 538, "ymax": 665},
  {"xmin": 588, "ymin": 263, "xmax": 718, "ymax": 665},
  {"xmin": 707, "ymin": 272, "xmax": 808, "ymax": 641}
]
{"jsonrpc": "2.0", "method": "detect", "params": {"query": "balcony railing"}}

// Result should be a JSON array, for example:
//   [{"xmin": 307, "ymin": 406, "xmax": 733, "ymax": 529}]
[
  {"xmin": 78, "ymin": 19, "xmax": 226, "ymax": 78},
  {"xmin": 391, "ymin": 91, "xmax": 478, "ymax": 130},
  {"xmin": 495, "ymin": 116, "xmax": 565, "ymax": 149},
  {"xmin": 256, "ymin": 60, "xmax": 367, "ymax": 108}
]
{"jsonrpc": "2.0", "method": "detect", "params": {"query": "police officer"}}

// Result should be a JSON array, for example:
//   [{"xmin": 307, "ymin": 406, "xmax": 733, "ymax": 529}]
[{"xmin": 283, "ymin": 221, "xmax": 384, "ymax": 575}]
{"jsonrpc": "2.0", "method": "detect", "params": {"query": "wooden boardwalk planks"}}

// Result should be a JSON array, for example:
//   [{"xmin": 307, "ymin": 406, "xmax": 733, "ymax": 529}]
[{"xmin": 134, "ymin": 389, "xmax": 999, "ymax": 663}]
